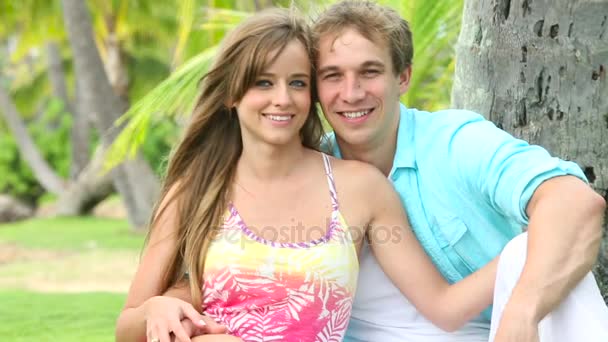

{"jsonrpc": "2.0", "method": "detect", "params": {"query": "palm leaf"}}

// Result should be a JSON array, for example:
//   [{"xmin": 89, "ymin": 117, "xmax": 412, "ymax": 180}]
[
  {"xmin": 106, "ymin": 0, "xmax": 463, "ymax": 167},
  {"xmin": 104, "ymin": 45, "xmax": 218, "ymax": 169},
  {"xmin": 172, "ymin": 0, "xmax": 196, "ymax": 66},
  {"xmin": 381, "ymin": 0, "xmax": 463, "ymax": 110}
]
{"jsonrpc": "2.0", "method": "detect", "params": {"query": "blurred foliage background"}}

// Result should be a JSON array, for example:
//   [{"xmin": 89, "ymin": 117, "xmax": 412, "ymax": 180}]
[
  {"xmin": 0, "ymin": 0, "xmax": 462, "ymax": 207},
  {"xmin": 0, "ymin": 2, "xmax": 465, "ymax": 339},
  {"xmin": 1, "ymin": 1, "xmax": 607, "ymax": 340}
]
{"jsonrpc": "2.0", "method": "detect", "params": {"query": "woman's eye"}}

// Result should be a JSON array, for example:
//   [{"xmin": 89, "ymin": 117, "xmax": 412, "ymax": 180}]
[
  {"xmin": 290, "ymin": 80, "xmax": 307, "ymax": 88},
  {"xmin": 255, "ymin": 80, "xmax": 272, "ymax": 87}
]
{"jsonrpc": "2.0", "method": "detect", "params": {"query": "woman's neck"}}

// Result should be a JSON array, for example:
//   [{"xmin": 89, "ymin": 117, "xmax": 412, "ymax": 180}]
[{"xmin": 237, "ymin": 138, "xmax": 307, "ymax": 183}]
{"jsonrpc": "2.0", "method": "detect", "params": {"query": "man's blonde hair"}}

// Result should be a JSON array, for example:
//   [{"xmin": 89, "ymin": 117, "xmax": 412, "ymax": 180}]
[{"xmin": 313, "ymin": 0, "xmax": 413, "ymax": 75}]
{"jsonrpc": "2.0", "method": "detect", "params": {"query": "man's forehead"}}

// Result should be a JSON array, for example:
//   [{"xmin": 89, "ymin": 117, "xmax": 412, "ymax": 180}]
[
  {"xmin": 316, "ymin": 29, "xmax": 389, "ymax": 67},
  {"xmin": 318, "ymin": 28, "xmax": 386, "ymax": 53}
]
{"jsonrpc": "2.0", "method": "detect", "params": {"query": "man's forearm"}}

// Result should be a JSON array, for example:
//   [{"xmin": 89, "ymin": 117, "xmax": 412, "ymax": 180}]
[{"xmin": 505, "ymin": 176, "xmax": 605, "ymax": 322}]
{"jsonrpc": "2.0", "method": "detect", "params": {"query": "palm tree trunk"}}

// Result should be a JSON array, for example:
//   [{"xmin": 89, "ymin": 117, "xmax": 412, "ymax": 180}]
[
  {"xmin": 452, "ymin": 0, "xmax": 608, "ymax": 302},
  {"xmin": 55, "ymin": 147, "xmax": 114, "ymax": 215},
  {"xmin": 61, "ymin": 0, "xmax": 159, "ymax": 228},
  {"xmin": 46, "ymin": 41, "xmax": 71, "ymax": 109},
  {"xmin": 46, "ymin": 41, "xmax": 90, "ymax": 178},
  {"xmin": 71, "ymin": 77, "xmax": 92, "ymax": 179},
  {"xmin": 103, "ymin": 14, "xmax": 130, "ymax": 101},
  {"xmin": 0, "ymin": 84, "xmax": 65, "ymax": 195}
]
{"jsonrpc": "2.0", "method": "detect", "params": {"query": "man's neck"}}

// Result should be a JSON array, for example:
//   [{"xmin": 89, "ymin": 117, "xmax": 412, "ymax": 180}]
[{"xmin": 337, "ymin": 129, "xmax": 399, "ymax": 177}]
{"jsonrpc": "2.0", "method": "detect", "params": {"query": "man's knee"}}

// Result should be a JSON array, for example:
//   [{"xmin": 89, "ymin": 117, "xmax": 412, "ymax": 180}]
[
  {"xmin": 496, "ymin": 233, "xmax": 529, "ymax": 288},
  {"xmin": 501, "ymin": 233, "xmax": 528, "ymax": 263}
]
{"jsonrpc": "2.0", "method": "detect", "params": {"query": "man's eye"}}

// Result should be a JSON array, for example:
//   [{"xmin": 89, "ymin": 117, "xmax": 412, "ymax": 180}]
[
  {"xmin": 255, "ymin": 80, "xmax": 272, "ymax": 87},
  {"xmin": 362, "ymin": 69, "xmax": 380, "ymax": 77},
  {"xmin": 323, "ymin": 73, "xmax": 340, "ymax": 80}
]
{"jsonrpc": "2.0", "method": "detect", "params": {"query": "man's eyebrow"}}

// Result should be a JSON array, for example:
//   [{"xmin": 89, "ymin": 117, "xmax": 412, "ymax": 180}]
[
  {"xmin": 317, "ymin": 60, "xmax": 386, "ymax": 75},
  {"xmin": 361, "ymin": 60, "xmax": 386, "ymax": 69},
  {"xmin": 317, "ymin": 66, "xmax": 340, "ymax": 75}
]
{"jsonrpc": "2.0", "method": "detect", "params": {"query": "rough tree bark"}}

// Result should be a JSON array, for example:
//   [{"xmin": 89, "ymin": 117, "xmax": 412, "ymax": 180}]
[
  {"xmin": 61, "ymin": 0, "xmax": 160, "ymax": 228},
  {"xmin": 452, "ymin": 0, "xmax": 608, "ymax": 300}
]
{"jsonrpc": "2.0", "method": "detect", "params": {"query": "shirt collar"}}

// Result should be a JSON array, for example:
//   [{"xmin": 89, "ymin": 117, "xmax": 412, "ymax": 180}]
[
  {"xmin": 392, "ymin": 103, "xmax": 417, "ymax": 170},
  {"xmin": 329, "ymin": 103, "xmax": 416, "ymax": 170}
]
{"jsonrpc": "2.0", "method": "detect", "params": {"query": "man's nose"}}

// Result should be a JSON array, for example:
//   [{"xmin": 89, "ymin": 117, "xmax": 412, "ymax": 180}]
[{"xmin": 340, "ymin": 76, "xmax": 365, "ymax": 103}]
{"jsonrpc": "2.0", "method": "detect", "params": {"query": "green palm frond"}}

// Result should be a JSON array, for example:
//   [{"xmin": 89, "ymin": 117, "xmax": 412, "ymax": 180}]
[
  {"xmin": 5, "ymin": 0, "xmax": 65, "ymax": 62},
  {"xmin": 381, "ymin": 0, "xmax": 463, "ymax": 110},
  {"xmin": 104, "ymin": 45, "xmax": 218, "ymax": 170},
  {"xmin": 105, "ymin": 4, "xmax": 254, "ymax": 169},
  {"xmin": 199, "ymin": 8, "xmax": 251, "ymax": 30},
  {"xmin": 172, "ymin": 0, "xmax": 197, "ymax": 66},
  {"xmin": 106, "ymin": 0, "xmax": 463, "ymax": 168}
]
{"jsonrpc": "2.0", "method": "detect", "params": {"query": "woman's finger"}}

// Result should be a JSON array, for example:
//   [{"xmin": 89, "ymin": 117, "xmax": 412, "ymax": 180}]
[
  {"xmin": 150, "ymin": 321, "xmax": 173, "ymax": 342},
  {"xmin": 180, "ymin": 304, "xmax": 205, "ymax": 328},
  {"xmin": 169, "ymin": 320, "xmax": 193, "ymax": 342},
  {"xmin": 199, "ymin": 315, "xmax": 228, "ymax": 334}
]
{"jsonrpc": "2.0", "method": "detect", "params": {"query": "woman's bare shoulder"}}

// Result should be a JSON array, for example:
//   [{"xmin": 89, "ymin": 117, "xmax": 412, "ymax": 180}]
[{"xmin": 326, "ymin": 156, "xmax": 387, "ymax": 187}]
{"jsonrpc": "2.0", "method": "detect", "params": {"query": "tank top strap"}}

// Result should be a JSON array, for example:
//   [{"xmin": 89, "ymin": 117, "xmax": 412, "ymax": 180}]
[{"xmin": 321, "ymin": 153, "xmax": 339, "ymax": 212}]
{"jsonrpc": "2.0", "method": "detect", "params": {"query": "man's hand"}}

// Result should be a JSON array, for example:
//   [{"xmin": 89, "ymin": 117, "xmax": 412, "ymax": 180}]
[
  {"xmin": 492, "ymin": 304, "xmax": 540, "ymax": 342},
  {"xmin": 514, "ymin": 176, "xmax": 605, "ymax": 321}
]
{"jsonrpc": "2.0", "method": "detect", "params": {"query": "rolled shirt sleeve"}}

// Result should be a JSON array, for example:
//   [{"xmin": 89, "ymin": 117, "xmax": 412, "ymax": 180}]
[{"xmin": 443, "ymin": 110, "xmax": 587, "ymax": 226}]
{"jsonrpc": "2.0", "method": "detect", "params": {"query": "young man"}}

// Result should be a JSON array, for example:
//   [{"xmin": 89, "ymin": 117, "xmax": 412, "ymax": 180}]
[{"xmin": 313, "ymin": 1, "xmax": 606, "ymax": 341}]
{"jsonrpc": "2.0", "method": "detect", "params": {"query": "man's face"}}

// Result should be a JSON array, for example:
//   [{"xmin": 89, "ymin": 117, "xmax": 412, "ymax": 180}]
[{"xmin": 316, "ymin": 28, "xmax": 411, "ymax": 150}]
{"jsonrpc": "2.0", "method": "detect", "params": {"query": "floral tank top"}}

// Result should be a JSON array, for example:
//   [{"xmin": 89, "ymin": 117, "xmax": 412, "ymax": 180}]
[{"xmin": 202, "ymin": 153, "xmax": 359, "ymax": 341}]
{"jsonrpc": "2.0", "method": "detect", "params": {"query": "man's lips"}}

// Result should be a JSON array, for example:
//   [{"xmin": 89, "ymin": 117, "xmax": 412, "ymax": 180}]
[{"xmin": 336, "ymin": 108, "xmax": 374, "ymax": 119}]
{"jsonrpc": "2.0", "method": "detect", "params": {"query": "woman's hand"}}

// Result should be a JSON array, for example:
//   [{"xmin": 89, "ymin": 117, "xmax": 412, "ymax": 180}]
[
  {"xmin": 169, "ymin": 316, "xmax": 229, "ymax": 342},
  {"xmin": 144, "ymin": 296, "xmax": 213, "ymax": 342}
]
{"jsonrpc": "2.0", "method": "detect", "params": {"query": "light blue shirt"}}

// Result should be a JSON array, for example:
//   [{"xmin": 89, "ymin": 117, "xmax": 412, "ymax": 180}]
[{"xmin": 329, "ymin": 103, "xmax": 587, "ymax": 321}]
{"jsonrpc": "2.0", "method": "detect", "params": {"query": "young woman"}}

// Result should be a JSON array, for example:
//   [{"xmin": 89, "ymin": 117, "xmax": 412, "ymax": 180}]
[{"xmin": 115, "ymin": 8, "xmax": 498, "ymax": 342}]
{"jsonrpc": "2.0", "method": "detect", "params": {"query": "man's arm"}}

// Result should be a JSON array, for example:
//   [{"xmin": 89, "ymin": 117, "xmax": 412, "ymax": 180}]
[
  {"xmin": 500, "ymin": 175, "xmax": 605, "ymax": 326},
  {"xmin": 438, "ymin": 110, "xmax": 605, "ymax": 332}
]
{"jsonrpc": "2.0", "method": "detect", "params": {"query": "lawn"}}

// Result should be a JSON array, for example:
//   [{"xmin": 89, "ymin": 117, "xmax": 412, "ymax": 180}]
[
  {"xmin": 0, "ymin": 216, "xmax": 145, "ymax": 341},
  {"xmin": 0, "ymin": 290, "xmax": 126, "ymax": 342},
  {"xmin": 0, "ymin": 216, "xmax": 144, "ymax": 250}
]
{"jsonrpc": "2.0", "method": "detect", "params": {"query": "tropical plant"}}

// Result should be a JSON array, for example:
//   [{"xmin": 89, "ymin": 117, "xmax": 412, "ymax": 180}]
[
  {"xmin": 0, "ymin": 0, "xmax": 208, "ymax": 216},
  {"xmin": 106, "ymin": 0, "xmax": 463, "ymax": 167},
  {"xmin": 0, "ymin": 99, "xmax": 72, "ymax": 203}
]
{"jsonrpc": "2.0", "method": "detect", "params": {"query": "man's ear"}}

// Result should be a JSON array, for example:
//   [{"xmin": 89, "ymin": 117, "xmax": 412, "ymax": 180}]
[{"xmin": 398, "ymin": 66, "xmax": 412, "ymax": 95}]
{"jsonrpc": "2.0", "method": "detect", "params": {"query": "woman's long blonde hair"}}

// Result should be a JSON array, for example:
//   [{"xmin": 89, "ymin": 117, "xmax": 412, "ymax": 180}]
[{"xmin": 147, "ymin": 8, "xmax": 324, "ymax": 308}]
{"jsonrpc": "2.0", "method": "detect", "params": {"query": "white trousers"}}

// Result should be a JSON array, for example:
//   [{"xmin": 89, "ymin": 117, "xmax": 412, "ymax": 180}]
[{"xmin": 489, "ymin": 233, "xmax": 608, "ymax": 341}]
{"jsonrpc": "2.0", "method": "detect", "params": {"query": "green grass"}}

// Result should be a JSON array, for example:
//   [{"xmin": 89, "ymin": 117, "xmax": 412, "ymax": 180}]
[
  {"xmin": 0, "ymin": 216, "xmax": 145, "ymax": 251},
  {"xmin": 0, "ymin": 217, "xmax": 144, "ymax": 341},
  {"xmin": 0, "ymin": 290, "xmax": 125, "ymax": 342}
]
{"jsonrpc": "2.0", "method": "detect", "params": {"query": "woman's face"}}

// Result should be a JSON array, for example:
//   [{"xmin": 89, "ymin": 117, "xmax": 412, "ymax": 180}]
[{"xmin": 234, "ymin": 39, "xmax": 312, "ymax": 148}]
